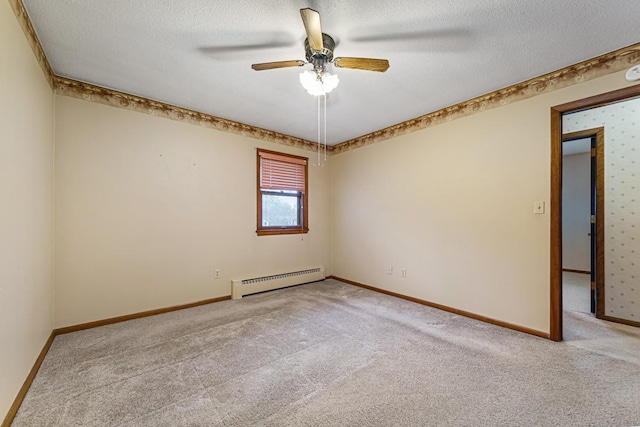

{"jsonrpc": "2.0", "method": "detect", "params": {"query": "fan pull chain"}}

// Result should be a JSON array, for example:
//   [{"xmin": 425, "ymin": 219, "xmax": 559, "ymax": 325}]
[
  {"xmin": 323, "ymin": 94, "xmax": 327, "ymax": 161},
  {"xmin": 316, "ymin": 94, "xmax": 328, "ymax": 166},
  {"xmin": 317, "ymin": 94, "xmax": 321, "ymax": 166}
]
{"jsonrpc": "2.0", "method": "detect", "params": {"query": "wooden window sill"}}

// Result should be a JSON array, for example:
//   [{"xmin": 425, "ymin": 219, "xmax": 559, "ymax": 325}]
[{"xmin": 257, "ymin": 228, "xmax": 310, "ymax": 236}]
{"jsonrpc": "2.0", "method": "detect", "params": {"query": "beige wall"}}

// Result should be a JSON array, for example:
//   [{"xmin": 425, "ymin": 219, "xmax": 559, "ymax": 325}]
[
  {"xmin": 562, "ymin": 152, "xmax": 591, "ymax": 272},
  {"xmin": 0, "ymin": 1, "xmax": 54, "ymax": 419},
  {"xmin": 331, "ymin": 70, "xmax": 637, "ymax": 334},
  {"xmin": 54, "ymin": 95, "xmax": 331, "ymax": 328}
]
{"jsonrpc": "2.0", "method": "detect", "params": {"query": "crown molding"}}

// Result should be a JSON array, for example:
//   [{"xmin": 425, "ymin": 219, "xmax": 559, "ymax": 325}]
[
  {"xmin": 9, "ymin": 0, "xmax": 55, "ymax": 89},
  {"xmin": 330, "ymin": 42, "xmax": 640, "ymax": 155},
  {"xmin": 54, "ymin": 77, "xmax": 320, "ymax": 152}
]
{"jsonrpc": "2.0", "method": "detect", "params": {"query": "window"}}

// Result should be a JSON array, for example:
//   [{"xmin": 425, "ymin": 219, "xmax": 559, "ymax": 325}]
[{"xmin": 257, "ymin": 149, "xmax": 308, "ymax": 236}]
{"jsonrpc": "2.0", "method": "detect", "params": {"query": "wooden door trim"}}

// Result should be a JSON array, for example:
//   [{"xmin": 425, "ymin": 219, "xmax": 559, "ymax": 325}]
[{"xmin": 550, "ymin": 83, "xmax": 640, "ymax": 342}]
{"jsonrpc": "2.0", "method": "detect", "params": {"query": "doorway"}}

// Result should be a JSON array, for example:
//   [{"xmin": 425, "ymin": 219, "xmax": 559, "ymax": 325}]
[
  {"xmin": 550, "ymin": 84, "xmax": 640, "ymax": 342},
  {"xmin": 561, "ymin": 129, "xmax": 603, "ymax": 317}
]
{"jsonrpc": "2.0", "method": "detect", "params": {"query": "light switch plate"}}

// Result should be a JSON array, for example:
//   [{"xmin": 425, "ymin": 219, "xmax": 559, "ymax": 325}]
[{"xmin": 534, "ymin": 201, "xmax": 545, "ymax": 214}]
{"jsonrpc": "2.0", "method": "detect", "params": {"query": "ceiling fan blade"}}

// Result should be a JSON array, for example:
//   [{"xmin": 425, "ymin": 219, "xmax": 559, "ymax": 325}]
[
  {"xmin": 300, "ymin": 8, "xmax": 323, "ymax": 51},
  {"xmin": 349, "ymin": 28, "xmax": 473, "ymax": 53},
  {"xmin": 334, "ymin": 57, "xmax": 390, "ymax": 72},
  {"xmin": 251, "ymin": 60, "xmax": 305, "ymax": 71}
]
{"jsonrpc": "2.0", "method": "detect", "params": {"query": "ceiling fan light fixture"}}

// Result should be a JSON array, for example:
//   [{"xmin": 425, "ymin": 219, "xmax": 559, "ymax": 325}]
[{"xmin": 299, "ymin": 70, "xmax": 339, "ymax": 96}]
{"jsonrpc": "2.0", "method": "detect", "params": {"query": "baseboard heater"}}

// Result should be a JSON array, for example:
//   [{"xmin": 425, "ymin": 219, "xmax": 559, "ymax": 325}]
[{"xmin": 231, "ymin": 266, "xmax": 325, "ymax": 299}]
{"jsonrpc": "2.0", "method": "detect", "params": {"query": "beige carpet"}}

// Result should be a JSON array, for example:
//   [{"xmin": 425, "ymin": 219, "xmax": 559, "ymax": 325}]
[
  {"xmin": 562, "ymin": 271, "xmax": 591, "ymax": 314},
  {"xmin": 565, "ymin": 309, "xmax": 640, "ymax": 366},
  {"xmin": 561, "ymin": 272, "xmax": 640, "ymax": 365},
  {"xmin": 12, "ymin": 279, "xmax": 640, "ymax": 426}
]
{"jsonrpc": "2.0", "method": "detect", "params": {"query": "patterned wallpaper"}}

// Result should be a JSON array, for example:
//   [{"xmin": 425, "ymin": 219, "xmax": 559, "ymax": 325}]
[{"xmin": 563, "ymin": 97, "xmax": 640, "ymax": 322}]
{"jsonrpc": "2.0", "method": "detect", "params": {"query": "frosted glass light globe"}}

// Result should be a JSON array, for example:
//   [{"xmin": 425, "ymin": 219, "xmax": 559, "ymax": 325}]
[{"xmin": 299, "ymin": 70, "xmax": 339, "ymax": 96}]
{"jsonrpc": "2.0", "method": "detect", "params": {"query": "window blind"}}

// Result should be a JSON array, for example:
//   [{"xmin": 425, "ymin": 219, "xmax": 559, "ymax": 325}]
[{"xmin": 259, "ymin": 150, "xmax": 307, "ymax": 192}]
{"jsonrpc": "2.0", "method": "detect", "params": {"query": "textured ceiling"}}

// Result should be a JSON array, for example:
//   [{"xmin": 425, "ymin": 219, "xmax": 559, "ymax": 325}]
[{"xmin": 21, "ymin": 0, "xmax": 640, "ymax": 145}]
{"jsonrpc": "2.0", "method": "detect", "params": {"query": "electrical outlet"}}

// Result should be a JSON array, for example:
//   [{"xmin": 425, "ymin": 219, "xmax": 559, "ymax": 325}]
[
  {"xmin": 387, "ymin": 267, "xmax": 393, "ymax": 275},
  {"xmin": 401, "ymin": 269, "xmax": 407, "ymax": 278},
  {"xmin": 214, "ymin": 269, "xmax": 221, "ymax": 279}
]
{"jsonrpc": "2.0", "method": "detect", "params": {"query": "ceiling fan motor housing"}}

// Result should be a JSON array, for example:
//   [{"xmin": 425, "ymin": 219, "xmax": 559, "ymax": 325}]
[
  {"xmin": 250, "ymin": 9, "xmax": 388, "ymax": 74},
  {"xmin": 305, "ymin": 33, "xmax": 336, "ymax": 70}
]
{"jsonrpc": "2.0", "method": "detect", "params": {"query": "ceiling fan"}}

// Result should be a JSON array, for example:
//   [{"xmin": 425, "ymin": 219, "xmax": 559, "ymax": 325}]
[{"xmin": 251, "ymin": 8, "xmax": 390, "ymax": 85}]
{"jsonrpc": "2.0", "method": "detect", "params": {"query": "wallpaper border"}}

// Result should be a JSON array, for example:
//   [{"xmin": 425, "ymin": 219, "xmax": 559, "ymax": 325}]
[
  {"xmin": 9, "ymin": 0, "xmax": 55, "ymax": 89},
  {"xmin": 9, "ymin": 2, "xmax": 640, "ymax": 154},
  {"xmin": 54, "ymin": 77, "xmax": 321, "ymax": 152},
  {"xmin": 331, "ymin": 43, "xmax": 640, "ymax": 154}
]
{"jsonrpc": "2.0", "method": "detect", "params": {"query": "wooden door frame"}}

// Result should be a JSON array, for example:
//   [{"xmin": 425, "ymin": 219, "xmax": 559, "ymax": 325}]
[{"xmin": 550, "ymin": 84, "xmax": 640, "ymax": 341}]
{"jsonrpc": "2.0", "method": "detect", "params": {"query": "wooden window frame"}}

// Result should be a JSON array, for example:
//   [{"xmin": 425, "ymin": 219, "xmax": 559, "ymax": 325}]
[{"xmin": 256, "ymin": 148, "xmax": 309, "ymax": 236}]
